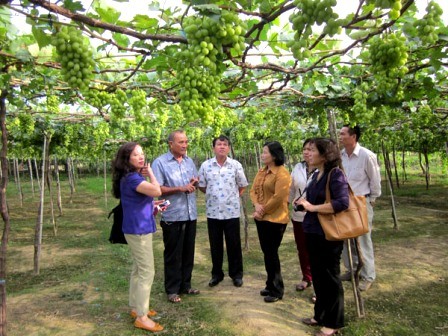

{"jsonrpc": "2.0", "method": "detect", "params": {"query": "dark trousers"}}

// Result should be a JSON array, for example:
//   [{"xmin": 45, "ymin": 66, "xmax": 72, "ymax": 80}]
[
  {"xmin": 292, "ymin": 220, "xmax": 312, "ymax": 283},
  {"xmin": 306, "ymin": 233, "xmax": 345, "ymax": 329},
  {"xmin": 255, "ymin": 220, "xmax": 287, "ymax": 298},
  {"xmin": 207, "ymin": 217, "xmax": 243, "ymax": 280},
  {"xmin": 160, "ymin": 220, "xmax": 197, "ymax": 294}
]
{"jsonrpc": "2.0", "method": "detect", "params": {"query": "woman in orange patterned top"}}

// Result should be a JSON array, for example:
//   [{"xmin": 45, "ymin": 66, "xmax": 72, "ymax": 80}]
[{"xmin": 250, "ymin": 141, "xmax": 291, "ymax": 303}]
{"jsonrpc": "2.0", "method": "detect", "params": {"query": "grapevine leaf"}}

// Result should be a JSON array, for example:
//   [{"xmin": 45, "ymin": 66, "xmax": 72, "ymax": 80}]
[
  {"xmin": 142, "ymin": 57, "xmax": 169, "ymax": 71},
  {"xmin": 93, "ymin": 1, "xmax": 121, "ymax": 24},
  {"xmin": 112, "ymin": 32, "xmax": 130, "ymax": 48},
  {"xmin": 32, "ymin": 26, "xmax": 52, "ymax": 49},
  {"xmin": 132, "ymin": 15, "xmax": 159, "ymax": 30},
  {"xmin": 428, "ymin": 48, "xmax": 445, "ymax": 70},
  {"xmin": 15, "ymin": 49, "xmax": 34, "ymax": 63},
  {"xmin": 62, "ymin": 0, "xmax": 85, "ymax": 12}
]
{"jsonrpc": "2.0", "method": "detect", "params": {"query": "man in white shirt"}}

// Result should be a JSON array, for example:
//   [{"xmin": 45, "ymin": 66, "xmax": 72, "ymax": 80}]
[
  {"xmin": 339, "ymin": 125, "xmax": 381, "ymax": 291},
  {"xmin": 198, "ymin": 135, "xmax": 248, "ymax": 288}
]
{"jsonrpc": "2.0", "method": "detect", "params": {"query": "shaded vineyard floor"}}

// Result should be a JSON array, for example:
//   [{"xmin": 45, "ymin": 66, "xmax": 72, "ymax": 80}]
[{"xmin": 5, "ymin": 176, "xmax": 448, "ymax": 336}]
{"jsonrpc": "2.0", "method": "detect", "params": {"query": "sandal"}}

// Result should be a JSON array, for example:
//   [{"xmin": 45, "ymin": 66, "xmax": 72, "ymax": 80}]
[
  {"xmin": 168, "ymin": 293, "xmax": 181, "ymax": 303},
  {"xmin": 182, "ymin": 288, "xmax": 200, "ymax": 295},
  {"xmin": 314, "ymin": 328, "xmax": 338, "ymax": 336},
  {"xmin": 296, "ymin": 280, "xmax": 312, "ymax": 291}
]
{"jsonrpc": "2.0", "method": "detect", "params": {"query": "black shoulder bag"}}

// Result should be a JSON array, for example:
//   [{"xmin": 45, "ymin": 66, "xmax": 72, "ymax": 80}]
[{"xmin": 108, "ymin": 201, "xmax": 127, "ymax": 244}]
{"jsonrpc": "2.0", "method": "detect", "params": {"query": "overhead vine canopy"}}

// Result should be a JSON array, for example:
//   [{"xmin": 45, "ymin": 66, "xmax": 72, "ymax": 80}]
[{"xmin": 0, "ymin": 0, "xmax": 447, "ymax": 155}]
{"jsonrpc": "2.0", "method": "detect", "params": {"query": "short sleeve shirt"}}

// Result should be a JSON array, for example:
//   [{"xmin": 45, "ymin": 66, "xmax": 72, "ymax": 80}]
[
  {"xmin": 152, "ymin": 151, "xmax": 198, "ymax": 222},
  {"xmin": 120, "ymin": 172, "xmax": 156, "ymax": 234},
  {"xmin": 198, "ymin": 157, "xmax": 248, "ymax": 219}
]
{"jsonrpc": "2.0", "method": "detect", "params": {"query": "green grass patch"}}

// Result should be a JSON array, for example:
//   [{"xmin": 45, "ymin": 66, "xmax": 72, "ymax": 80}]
[{"xmin": 5, "ymin": 171, "xmax": 448, "ymax": 336}]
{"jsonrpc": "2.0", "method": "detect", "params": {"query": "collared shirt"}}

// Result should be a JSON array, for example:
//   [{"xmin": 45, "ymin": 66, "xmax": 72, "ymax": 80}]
[
  {"xmin": 289, "ymin": 161, "xmax": 314, "ymax": 222},
  {"xmin": 250, "ymin": 165, "xmax": 291, "ymax": 224},
  {"xmin": 152, "ymin": 151, "xmax": 198, "ymax": 222},
  {"xmin": 198, "ymin": 156, "xmax": 248, "ymax": 220},
  {"xmin": 341, "ymin": 143, "xmax": 381, "ymax": 202}
]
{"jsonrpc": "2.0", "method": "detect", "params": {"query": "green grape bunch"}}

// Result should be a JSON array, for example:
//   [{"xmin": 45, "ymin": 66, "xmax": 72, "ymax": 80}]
[
  {"xmin": 128, "ymin": 89, "xmax": 147, "ymax": 122},
  {"xmin": 366, "ymin": 0, "xmax": 402, "ymax": 19},
  {"xmin": 46, "ymin": 94, "xmax": 60, "ymax": 113},
  {"xmin": 175, "ymin": 9, "xmax": 246, "ymax": 124},
  {"xmin": 52, "ymin": 25, "xmax": 95, "ymax": 91},
  {"xmin": 414, "ymin": 1, "xmax": 443, "ymax": 45},
  {"xmin": 84, "ymin": 90, "xmax": 112, "ymax": 109},
  {"xmin": 368, "ymin": 33, "xmax": 408, "ymax": 96},
  {"xmin": 288, "ymin": 0, "xmax": 344, "ymax": 60},
  {"xmin": 352, "ymin": 82, "xmax": 369, "ymax": 120},
  {"xmin": 110, "ymin": 88, "xmax": 128, "ymax": 119},
  {"xmin": 182, "ymin": 10, "xmax": 246, "ymax": 69},
  {"xmin": 369, "ymin": 32, "xmax": 408, "ymax": 77},
  {"xmin": 18, "ymin": 113, "xmax": 35, "ymax": 135}
]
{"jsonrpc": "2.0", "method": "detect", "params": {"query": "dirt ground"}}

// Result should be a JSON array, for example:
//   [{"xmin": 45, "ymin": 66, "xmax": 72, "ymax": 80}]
[
  {"xmin": 9, "ymin": 233, "xmax": 447, "ymax": 336},
  {"xmin": 6, "ymin": 196, "xmax": 448, "ymax": 336}
]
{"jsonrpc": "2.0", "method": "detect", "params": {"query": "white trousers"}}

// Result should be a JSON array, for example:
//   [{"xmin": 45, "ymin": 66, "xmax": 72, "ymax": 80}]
[
  {"xmin": 125, "ymin": 233, "xmax": 155, "ymax": 316},
  {"xmin": 342, "ymin": 199, "xmax": 376, "ymax": 282}
]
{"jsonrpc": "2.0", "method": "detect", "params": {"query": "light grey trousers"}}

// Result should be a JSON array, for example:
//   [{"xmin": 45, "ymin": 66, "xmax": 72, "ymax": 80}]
[{"xmin": 342, "ymin": 199, "xmax": 376, "ymax": 282}]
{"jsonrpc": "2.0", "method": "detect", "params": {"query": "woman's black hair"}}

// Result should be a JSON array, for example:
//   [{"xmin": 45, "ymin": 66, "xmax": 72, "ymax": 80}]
[
  {"xmin": 111, "ymin": 142, "xmax": 139, "ymax": 198},
  {"xmin": 310, "ymin": 138, "xmax": 343, "ymax": 172},
  {"xmin": 263, "ymin": 141, "xmax": 285, "ymax": 166},
  {"xmin": 302, "ymin": 138, "xmax": 312, "ymax": 149}
]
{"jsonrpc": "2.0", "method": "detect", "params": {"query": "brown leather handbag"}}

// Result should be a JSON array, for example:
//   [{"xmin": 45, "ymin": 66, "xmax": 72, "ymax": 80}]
[{"xmin": 318, "ymin": 168, "xmax": 369, "ymax": 241}]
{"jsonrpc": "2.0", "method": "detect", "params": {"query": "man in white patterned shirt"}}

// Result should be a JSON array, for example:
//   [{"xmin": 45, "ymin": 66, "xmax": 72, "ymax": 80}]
[
  {"xmin": 198, "ymin": 135, "xmax": 249, "ymax": 288},
  {"xmin": 339, "ymin": 125, "xmax": 382, "ymax": 292}
]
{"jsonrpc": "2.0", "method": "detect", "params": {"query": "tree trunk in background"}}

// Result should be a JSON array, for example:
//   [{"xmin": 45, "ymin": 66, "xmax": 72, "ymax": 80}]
[
  {"xmin": 103, "ymin": 151, "xmax": 108, "ymax": 209},
  {"xmin": 13, "ymin": 159, "xmax": 23, "ymax": 207},
  {"xmin": 254, "ymin": 143, "xmax": 261, "ymax": 170},
  {"xmin": 54, "ymin": 157, "xmax": 62, "ymax": 217},
  {"xmin": 0, "ymin": 89, "xmax": 11, "ymax": 336},
  {"xmin": 34, "ymin": 158, "xmax": 41, "ymax": 193},
  {"xmin": 401, "ymin": 149, "xmax": 407, "ymax": 184},
  {"xmin": 72, "ymin": 158, "xmax": 78, "ymax": 182},
  {"xmin": 241, "ymin": 193, "xmax": 249, "ymax": 250},
  {"xmin": 67, "ymin": 158, "xmax": 75, "ymax": 203},
  {"xmin": 41, "ymin": 138, "xmax": 56, "ymax": 236},
  {"xmin": 423, "ymin": 149, "xmax": 430, "ymax": 190},
  {"xmin": 392, "ymin": 146, "xmax": 400, "ymax": 188},
  {"xmin": 240, "ymin": 161, "xmax": 250, "ymax": 251},
  {"xmin": 381, "ymin": 141, "xmax": 398, "ymax": 230},
  {"xmin": 34, "ymin": 134, "xmax": 48, "ymax": 275},
  {"xmin": 418, "ymin": 152, "xmax": 425, "ymax": 177},
  {"xmin": 28, "ymin": 158, "xmax": 35, "ymax": 197},
  {"xmin": 382, "ymin": 144, "xmax": 394, "ymax": 194},
  {"xmin": 327, "ymin": 109, "xmax": 338, "ymax": 142}
]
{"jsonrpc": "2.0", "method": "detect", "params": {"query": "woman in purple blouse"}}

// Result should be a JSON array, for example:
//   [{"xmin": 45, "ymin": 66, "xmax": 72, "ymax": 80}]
[
  {"xmin": 295, "ymin": 138, "xmax": 349, "ymax": 336},
  {"xmin": 112, "ymin": 142, "xmax": 164, "ymax": 333}
]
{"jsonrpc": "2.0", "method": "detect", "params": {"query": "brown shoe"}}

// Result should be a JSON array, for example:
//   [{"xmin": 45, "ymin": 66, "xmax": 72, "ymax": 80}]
[
  {"xmin": 134, "ymin": 319, "xmax": 164, "ymax": 332},
  {"xmin": 130, "ymin": 309, "xmax": 157, "ymax": 319}
]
